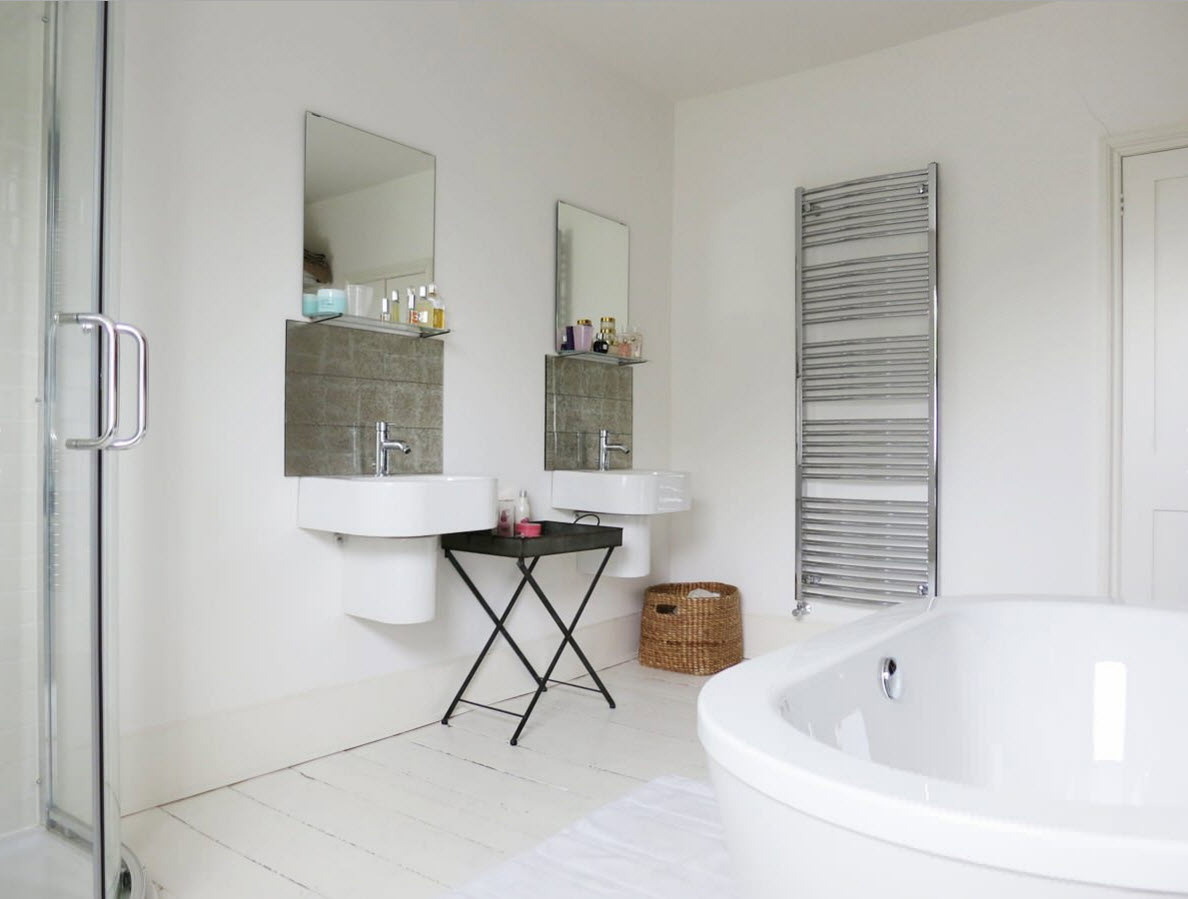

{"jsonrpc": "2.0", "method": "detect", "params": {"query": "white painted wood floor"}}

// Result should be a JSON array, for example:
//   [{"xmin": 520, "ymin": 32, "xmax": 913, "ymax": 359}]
[{"xmin": 122, "ymin": 661, "xmax": 710, "ymax": 899}]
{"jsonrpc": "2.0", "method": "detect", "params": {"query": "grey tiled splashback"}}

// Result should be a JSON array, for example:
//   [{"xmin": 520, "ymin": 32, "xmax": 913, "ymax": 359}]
[
  {"xmin": 285, "ymin": 322, "xmax": 443, "ymax": 476},
  {"xmin": 544, "ymin": 355, "xmax": 633, "ymax": 470}
]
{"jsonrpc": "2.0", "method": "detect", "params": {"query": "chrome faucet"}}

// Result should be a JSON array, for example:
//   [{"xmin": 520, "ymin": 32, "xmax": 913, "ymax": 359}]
[
  {"xmin": 374, "ymin": 421, "xmax": 411, "ymax": 476},
  {"xmin": 597, "ymin": 428, "xmax": 630, "ymax": 471}
]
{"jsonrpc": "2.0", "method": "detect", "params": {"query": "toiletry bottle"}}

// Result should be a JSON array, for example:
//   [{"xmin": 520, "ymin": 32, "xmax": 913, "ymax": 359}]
[
  {"xmin": 601, "ymin": 316, "xmax": 617, "ymax": 347},
  {"xmin": 515, "ymin": 489, "xmax": 531, "ymax": 528},
  {"xmin": 428, "ymin": 283, "xmax": 446, "ymax": 329},
  {"xmin": 405, "ymin": 288, "xmax": 416, "ymax": 325},
  {"xmin": 496, "ymin": 500, "xmax": 516, "ymax": 537},
  {"xmin": 414, "ymin": 286, "xmax": 432, "ymax": 326},
  {"xmin": 574, "ymin": 319, "xmax": 594, "ymax": 352},
  {"xmin": 592, "ymin": 328, "xmax": 609, "ymax": 354}
]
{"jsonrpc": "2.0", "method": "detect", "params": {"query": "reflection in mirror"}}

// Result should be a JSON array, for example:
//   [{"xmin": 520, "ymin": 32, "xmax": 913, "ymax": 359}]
[
  {"xmin": 303, "ymin": 112, "xmax": 435, "ymax": 318},
  {"xmin": 555, "ymin": 201, "xmax": 628, "ymax": 352}
]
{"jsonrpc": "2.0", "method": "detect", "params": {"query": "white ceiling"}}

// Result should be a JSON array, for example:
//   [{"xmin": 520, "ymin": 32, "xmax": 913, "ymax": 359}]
[{"xmin": 501, "ymin": 1, "xmax": 1042, "ymax": 101}]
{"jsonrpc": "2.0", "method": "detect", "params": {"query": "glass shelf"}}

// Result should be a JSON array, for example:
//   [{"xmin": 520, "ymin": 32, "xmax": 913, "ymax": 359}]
[
  {"xmin": 555, "ymin": 350, "xmax": 646, "ymax": 366},
  {"xmin": 305, "ymin": 313, "xmax": 449, "ymax": 338}
]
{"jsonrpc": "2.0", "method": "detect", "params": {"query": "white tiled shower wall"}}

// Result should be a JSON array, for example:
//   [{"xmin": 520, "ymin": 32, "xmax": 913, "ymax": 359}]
[{"xmin": 0, "ymin": 4, "xmax": 44, "ymax": 837}]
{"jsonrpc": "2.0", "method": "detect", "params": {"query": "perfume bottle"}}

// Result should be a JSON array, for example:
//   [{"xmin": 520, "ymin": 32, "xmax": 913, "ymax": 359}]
[
  {"xmin": 574, "ymin": 319, "xmax": 594, "ymax": 352},
  {"xmin": 427, "ymin": 283, "xmax": 446, "ymax": 329},
  {"xmin": 414, "ymin": 286, "xmax": 432, "ymax": 326}
]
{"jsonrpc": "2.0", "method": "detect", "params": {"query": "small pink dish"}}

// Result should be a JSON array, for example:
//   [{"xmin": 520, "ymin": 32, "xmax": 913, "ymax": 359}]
[{"xmin": 516, "ymin": 521, "xmax": 542, "ymax": 538}]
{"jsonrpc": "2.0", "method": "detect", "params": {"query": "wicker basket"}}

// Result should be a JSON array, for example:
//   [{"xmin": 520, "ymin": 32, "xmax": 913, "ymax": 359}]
[{"xmin": 639, "ymin": 582, "xmax": 742, "ymax": 675}]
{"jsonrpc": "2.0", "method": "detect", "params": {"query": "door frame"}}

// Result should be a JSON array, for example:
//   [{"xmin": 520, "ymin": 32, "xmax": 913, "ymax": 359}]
[{"xmin": 1106, "ymin": 127, "xmax": 1188, "ymax": 598}]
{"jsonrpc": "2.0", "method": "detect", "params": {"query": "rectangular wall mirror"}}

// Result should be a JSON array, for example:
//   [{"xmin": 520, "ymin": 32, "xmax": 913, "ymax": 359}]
[
  {"xmin": 303, "ymin": 112, "xmax": 436, "ymax": 316},
  {"xmin": 555, "ymin": 201, "xmax": 629, "ymax": 351}
]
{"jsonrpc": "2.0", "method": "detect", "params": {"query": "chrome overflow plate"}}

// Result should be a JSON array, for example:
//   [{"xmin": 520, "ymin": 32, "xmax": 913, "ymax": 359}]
[{"xmin": 880, "ymin": 657, "xmax": 902, "ymax": 700}]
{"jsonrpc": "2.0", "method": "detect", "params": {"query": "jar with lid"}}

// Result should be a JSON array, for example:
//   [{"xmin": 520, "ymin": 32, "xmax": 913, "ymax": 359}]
[
  {"xmin": 574, "ymin": 318, "xmax": 594, "ymax": 352},
  {"xmin": 600, "ymin": 316, "xmax": 617, "ymax": 347}
]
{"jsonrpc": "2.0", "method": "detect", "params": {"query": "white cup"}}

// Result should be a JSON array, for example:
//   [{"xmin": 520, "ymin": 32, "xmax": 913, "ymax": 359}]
[{"xmin": 345, "ymin": 284, "xmax": 376, "ymax": 317}]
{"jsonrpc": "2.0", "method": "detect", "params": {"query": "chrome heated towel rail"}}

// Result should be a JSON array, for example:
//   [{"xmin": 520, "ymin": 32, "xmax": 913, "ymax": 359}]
[{"xmin": 794, "ymin": 164, "xmax": 938, "ymax": 614}]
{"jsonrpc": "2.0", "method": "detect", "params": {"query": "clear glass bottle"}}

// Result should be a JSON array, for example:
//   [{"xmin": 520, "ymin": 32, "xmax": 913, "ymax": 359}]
[
  {"xmin": 414, "ymin": 285, "xmax": 432, "ymax": 326},
  {"xmin": 427, "ymin": 283, "xmax": 446, "ymax": 329}
]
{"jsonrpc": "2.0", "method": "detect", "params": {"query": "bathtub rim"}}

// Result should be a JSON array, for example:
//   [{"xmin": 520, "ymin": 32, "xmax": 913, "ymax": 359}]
[{"xmin": 697, "ymin": 595, "xmax": 1188, "ymax": 892}]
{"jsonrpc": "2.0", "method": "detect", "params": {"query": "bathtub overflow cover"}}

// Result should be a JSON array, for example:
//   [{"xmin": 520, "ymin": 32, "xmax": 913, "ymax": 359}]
[{"xmin": 881, "ymin": 657, "xmax": 902, "ymax": 700}]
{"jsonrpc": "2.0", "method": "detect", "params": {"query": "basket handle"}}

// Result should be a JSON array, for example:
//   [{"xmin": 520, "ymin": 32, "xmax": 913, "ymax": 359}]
[{"xmin": 654, "ymin": 603, "xmax": 677, "ymax": 615}]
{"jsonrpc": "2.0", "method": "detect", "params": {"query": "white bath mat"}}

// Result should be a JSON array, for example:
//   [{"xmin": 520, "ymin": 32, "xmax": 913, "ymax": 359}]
[{"xmin": 446, "ymin": 775, "xmax": 739, "ymax": 898}]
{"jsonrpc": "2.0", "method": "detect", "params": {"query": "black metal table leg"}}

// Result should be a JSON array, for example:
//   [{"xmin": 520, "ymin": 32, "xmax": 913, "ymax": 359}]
[
  {"xmin": 439, "ymin": 521, "xmax": 624, "ymax": 747},
  {"xmin": 441, "ymin": 552, "xmax": 544, "ymax": 726},
  {"xmin": 509, "ymin": 547, "xmax": 617, "ymax": 745}
]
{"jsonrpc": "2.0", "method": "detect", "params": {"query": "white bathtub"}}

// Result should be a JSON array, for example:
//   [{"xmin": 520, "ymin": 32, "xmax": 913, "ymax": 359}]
[{"xmin": 697, "ymin": 597, "xmax": 1188, "ymax": 898}]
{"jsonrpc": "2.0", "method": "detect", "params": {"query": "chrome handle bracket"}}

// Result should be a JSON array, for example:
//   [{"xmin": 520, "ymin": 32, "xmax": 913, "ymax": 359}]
[
  {"xmin": 53, "ymin": 312, "xmax": 149, "ymax": 452},
  {"xmin": 54, "ymin": 311, "xmax": 120, "ymax": 450},
  {"xmin": 109, "ymin": 322, "xmax": 148, "ymax": 450}
]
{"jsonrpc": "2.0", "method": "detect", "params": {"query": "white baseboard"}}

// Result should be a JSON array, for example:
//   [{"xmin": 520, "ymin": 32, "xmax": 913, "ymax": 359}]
[
  {"xmin": 120, "ymin": 613, "xmax": 641, "ymax": 813},
  {"xmin": 742, "ymin": 603, "xmax": 872, "ymax": 659}
]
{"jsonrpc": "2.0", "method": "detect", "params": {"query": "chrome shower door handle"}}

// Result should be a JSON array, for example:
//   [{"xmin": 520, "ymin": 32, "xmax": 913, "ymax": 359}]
[
  {"xmin": 54, "ymin": 311, "xmax": 120, "ymax": 450},
  {"xmin": 109, "ymin": 321, "xmax": 148, "ymax": 450},
  {"xmin": 53, "ymin": 312, "xmax": 149, "ymax": 451}
]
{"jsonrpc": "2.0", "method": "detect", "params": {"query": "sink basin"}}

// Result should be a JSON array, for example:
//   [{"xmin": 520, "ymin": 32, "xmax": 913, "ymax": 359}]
[
  {"xmin": 551, "ymin": 470, "xmax": 691, "ymax": 579},
  {"xmin": 551, "ymin": 469, "xmax": 691, "ymax": 515},
  {"xmin": 298, "ymin": 474, "xmax": 496, "ymax": 537},
  {"xmin": 297, "ymin": 474, "xmax": 497, "ymax": 625}
]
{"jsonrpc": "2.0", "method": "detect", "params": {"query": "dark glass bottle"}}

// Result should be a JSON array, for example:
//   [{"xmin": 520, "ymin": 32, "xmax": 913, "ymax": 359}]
[{"xmin": 592, "ymin": 330, "xmax": 609, "ymax": 353}]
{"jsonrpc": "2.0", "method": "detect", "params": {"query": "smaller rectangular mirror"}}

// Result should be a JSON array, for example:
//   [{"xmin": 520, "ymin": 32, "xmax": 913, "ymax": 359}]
[
  {"xmin": 303, "ymin": 112, "xmax": 435, "ymax": 317},
  {"xmin": 555, "ymin": 201, "xmax": 629, "ymax": 351}
]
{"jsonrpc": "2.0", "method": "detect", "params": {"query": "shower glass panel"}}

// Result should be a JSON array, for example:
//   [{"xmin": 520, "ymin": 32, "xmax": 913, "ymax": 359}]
[
  {"xmin": 44, "ymin": 1, "xmax": 121, "ymax": 894},
  {"xmin": 0, "ymin": 3, "xmax": 146, "ymax": 897},
  {"xmin": 0, "ymin": 0, "xmax": 50, "ymax": 853}
]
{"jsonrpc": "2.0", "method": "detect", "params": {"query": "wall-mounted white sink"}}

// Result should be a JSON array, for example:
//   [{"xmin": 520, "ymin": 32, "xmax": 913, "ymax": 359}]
[
  {"xmin": 297, "ymin": 474, "xmax": 496, "ymax": 625},
  {"xmin": 551, "ymin": 469, "xmax": 692, "ymax": 578},
  {"xmin": 298, "ymin": 474, "xmax": 496, "ymax": 537},
  {"xmin": 551, "ymin": 469, "xmax": 691, "ymax": 515}
]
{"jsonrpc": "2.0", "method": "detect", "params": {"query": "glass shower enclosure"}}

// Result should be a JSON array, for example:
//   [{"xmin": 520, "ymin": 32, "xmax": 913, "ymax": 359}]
[{"xmin": 0, "ymin": 3, "xmax": 152, "ymax": 897}]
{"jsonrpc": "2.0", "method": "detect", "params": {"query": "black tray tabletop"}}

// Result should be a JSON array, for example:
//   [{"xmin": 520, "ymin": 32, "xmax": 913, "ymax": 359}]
[{"xmin": 441, "ymin": 521, "xmax": 623, "ymax": 559}]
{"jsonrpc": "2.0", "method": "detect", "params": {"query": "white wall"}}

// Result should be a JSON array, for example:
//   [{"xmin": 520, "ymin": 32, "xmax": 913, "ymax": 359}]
[
  {"xmin": 116, "ymin": 1, "xmax": 673, "ymax": 811},
  {"xmin": 0, "ymin": 2, "xmax": 45, "ymax": 837},
  {"xmin": 668, "ymin": 3, "xmax": 1188, "ymax": 623}
]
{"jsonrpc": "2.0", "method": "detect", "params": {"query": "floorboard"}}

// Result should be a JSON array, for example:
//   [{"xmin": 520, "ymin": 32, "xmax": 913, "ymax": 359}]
[{"xmin": 123, "ymin": 661, "xmax": 711, "ymax": 898}]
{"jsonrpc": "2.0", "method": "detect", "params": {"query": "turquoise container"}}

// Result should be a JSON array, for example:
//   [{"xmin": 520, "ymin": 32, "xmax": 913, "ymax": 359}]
[
  {"xmin": 316, "ymin": 288, "xmax": 347, "ymax": 315},
  {"xmin": 302, "ymin": 293, "xmax": 318, "ymax": 316}
]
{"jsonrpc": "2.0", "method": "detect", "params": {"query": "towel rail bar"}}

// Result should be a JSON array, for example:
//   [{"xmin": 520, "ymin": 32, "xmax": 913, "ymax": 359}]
[{"xmin": 795, "ymin": 163, "xmax": 939, "ymax": 615}]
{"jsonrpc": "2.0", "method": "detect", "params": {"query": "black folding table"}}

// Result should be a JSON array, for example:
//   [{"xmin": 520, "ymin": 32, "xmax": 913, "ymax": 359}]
[{"xmin": 440, "ymin": 520, "xmax": 623, "ymax": 745}]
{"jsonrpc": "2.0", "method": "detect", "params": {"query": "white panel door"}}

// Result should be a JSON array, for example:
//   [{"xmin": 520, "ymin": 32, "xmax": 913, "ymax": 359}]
[{"xmin": 1119, "ymin": 146, "xmax": 1188, "ymax": 607}]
